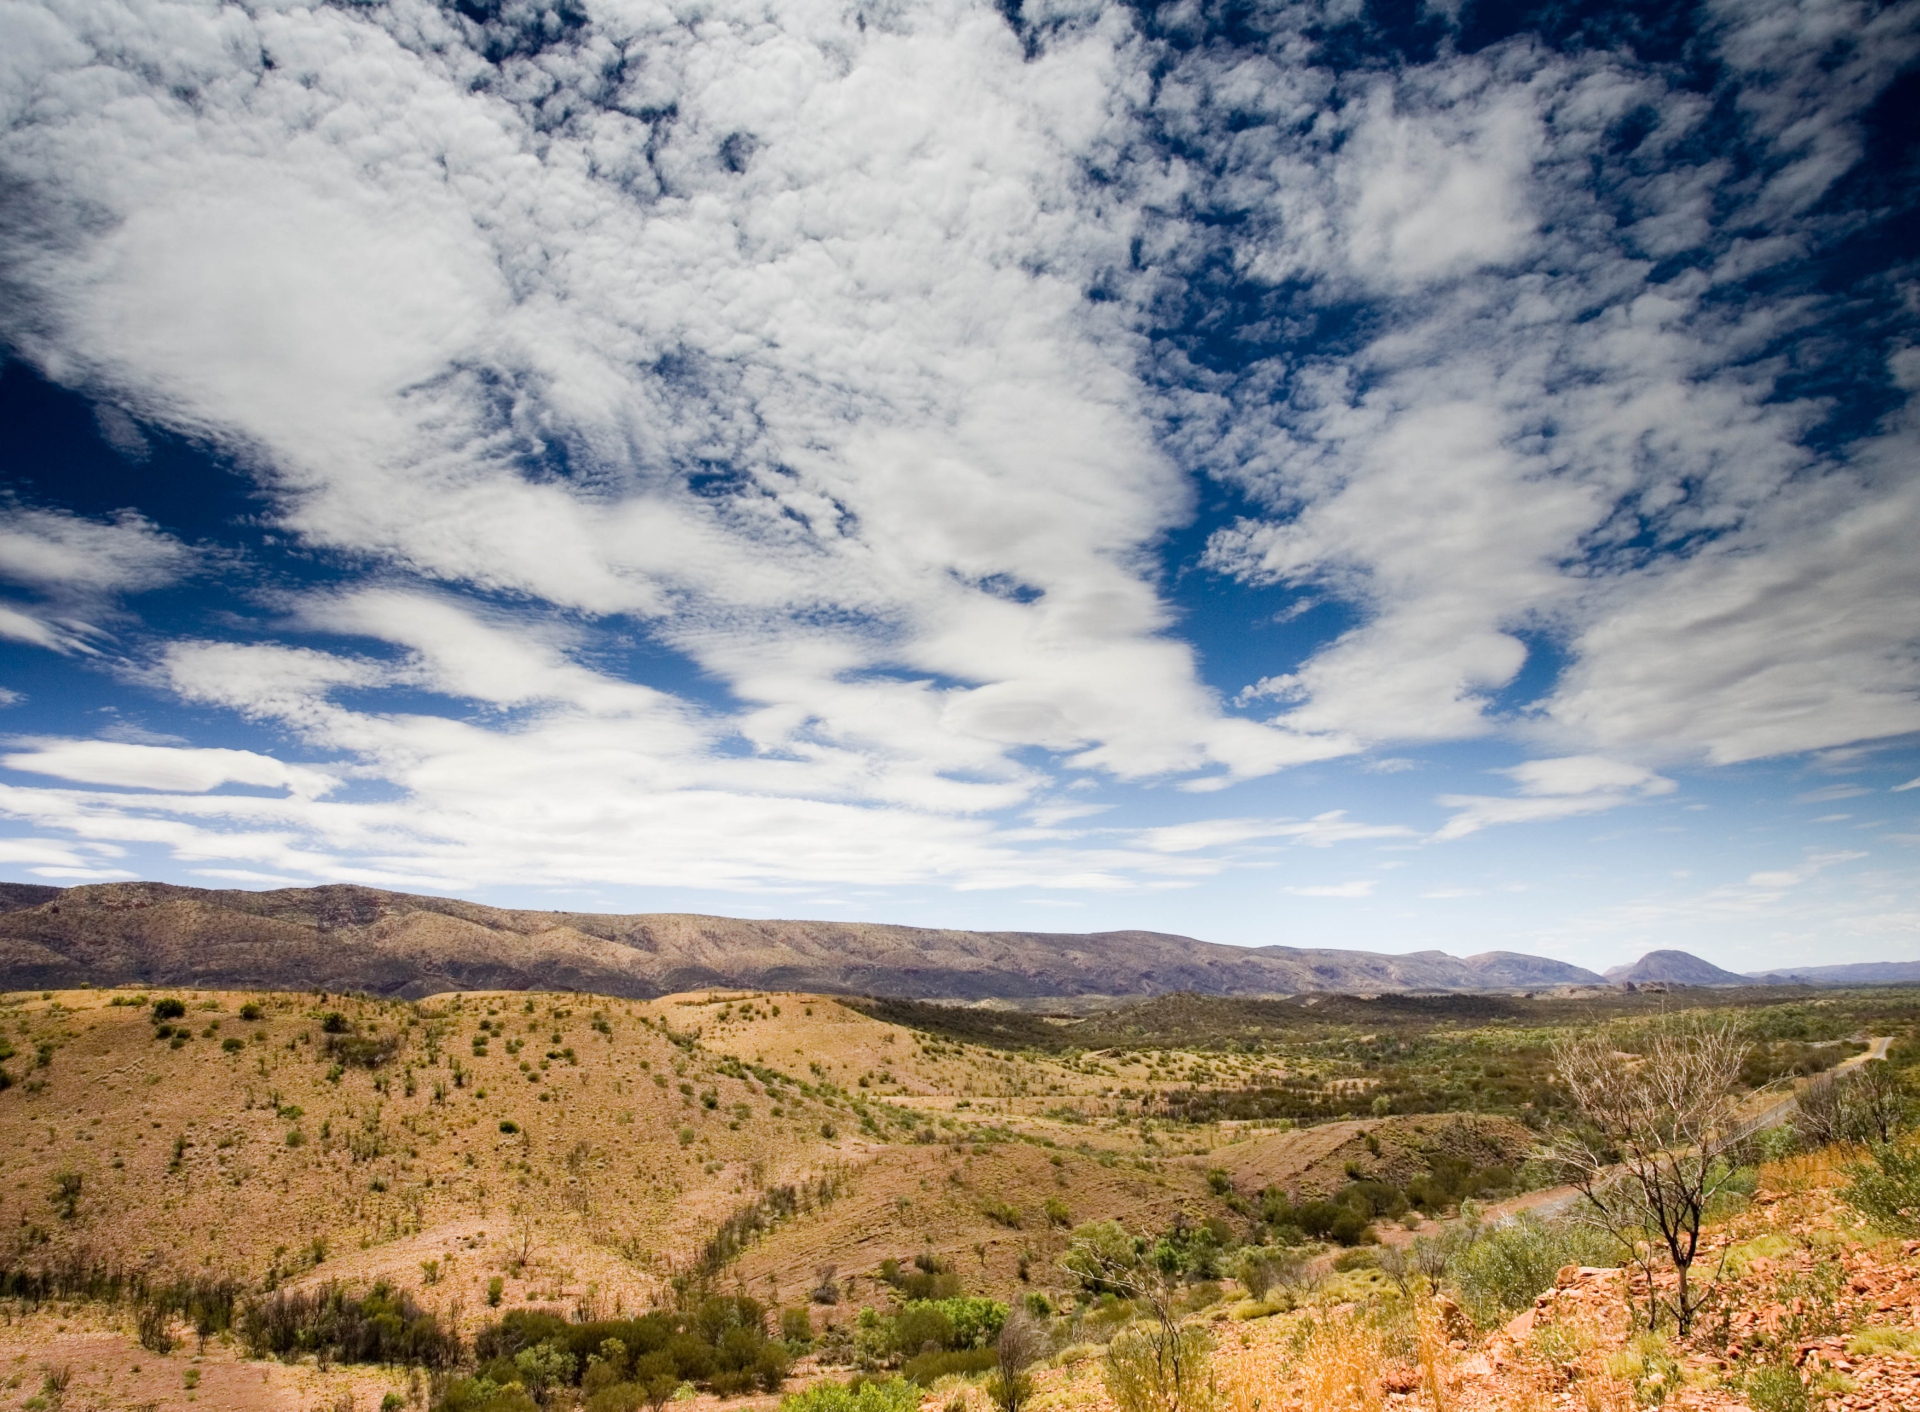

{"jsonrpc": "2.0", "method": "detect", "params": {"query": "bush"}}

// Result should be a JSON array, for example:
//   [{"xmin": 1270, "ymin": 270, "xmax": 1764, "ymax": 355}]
[
  {"xmin": 1446, "ymin": 1215, "xmax": 1623, "ymax": 1329},
  {"xmin": 469, "ymin": 1295, "xmax": 790, "ymax": 1398},
  {"xmin": 779, "ymin": 1377, "xmax": 921, "ymax": 1412},
  {"xmin": 982, "ymin": 1199, "xmax": 1022, "ymax": 1229},
  {"xmin": 1738, "ymin": 1363, "xmax": 1809, "ymax": 1412},
  {"xmin": 240, "ymin": 1282, "xmax": 461, "ymax": 1368},
  {"xmin": 1841, "ymin": 1140, "xmax": 1920, "ymax": 1234},
  {"xmin": 239, "ymin": 1003, "xmax": 262, "ymax": 1021},
  {"xmin": 899, "ymin": 1297, "xmax": 1005, "ymax": 1352},
  {"xmin": 902, "ymin": 1348, "xmax": 995, "ymax": 1384},
  {"xmin": 780, "ymin": 1308, "xmax": 813, "ymax": 1347},
  {"xmin": 438, "ymin": 1376, "xmax": 540, "ymax": 1412},
  {"xmin": 327, "ymin": 1031, "xmax": 400, "ymax": 1068},
  {"xmin": 1102, "ymin": 1324, "xmax": 1216, "ymax": 1412},
  {"xmin": 152, "ymin": 999, "xmax": 186, "ymax": 1021}
]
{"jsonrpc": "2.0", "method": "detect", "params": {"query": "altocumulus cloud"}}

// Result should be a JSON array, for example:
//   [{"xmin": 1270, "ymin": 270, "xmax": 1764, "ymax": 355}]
[{"xmin": 0, "ymin": 0, "xmax": 1914, "ymax": 917}]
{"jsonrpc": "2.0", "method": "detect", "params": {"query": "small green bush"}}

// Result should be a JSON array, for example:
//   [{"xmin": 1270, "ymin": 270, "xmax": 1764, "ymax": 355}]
[
  {"xmin": 779, "ymin": 1377, "xmax": 922, "ymax": 1412},
  {"xmin": 780, "ymin": 1308, "xmax": 813, "ymax": 1347},
  {"xmin": 1447, "ymin": 1214, "xmax": 1623, "ymax": 1329},
  {"xmin": 238, "ymin": 1002, "xmax": 262, "ymax": 1021},
  {"xmin": 902, "ymin": 1348, "xmax": 995, "ymax": 1384},
  {"xmin": 1739, "ymin": 1363, "xmax": 1809, "ymax": 1412},
  {"xmin": 500, "ymin": 1120, "xmax": 519, "ymax": 1134},
  {"xmin": 1102, "ymin": 1323, "xmax": 1216, "ymax": 1412},
  {"xmin": 1840, "ymin": 1141, "xmax": 1920, "ymax": 1234},
  {"xmin": 1847, "ymin": 1325, "xmax": 1920, "ymax": 1357},
  {"xmin": 152, "ymin": 998, "xmax": 186, "ymax": 1021}
]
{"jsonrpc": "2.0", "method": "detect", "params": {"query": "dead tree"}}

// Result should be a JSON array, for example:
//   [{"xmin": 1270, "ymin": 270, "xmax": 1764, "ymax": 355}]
[{"xmin": 1551, "ymin": 1017, "xmax": 1748, "ymax": 1334}]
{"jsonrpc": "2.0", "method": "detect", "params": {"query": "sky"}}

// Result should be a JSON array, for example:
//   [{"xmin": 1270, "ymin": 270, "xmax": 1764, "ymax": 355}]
[{"xmin": 0, "ymin": 0, "xmax": 1917, "ymax": 976}]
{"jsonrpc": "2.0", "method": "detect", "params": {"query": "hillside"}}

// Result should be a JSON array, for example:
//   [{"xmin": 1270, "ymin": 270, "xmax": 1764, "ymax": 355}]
[
  {"xmin": 0, "ymin": 986, "xmax": 1225, "ymax": 1308},
  {"xmin": 0, "ymin": 984, "xmax": 1535, "ymax": 1314},
  {"xmin": 0, "ymin": 881, "xmax": 1610, "ymax": 998}
]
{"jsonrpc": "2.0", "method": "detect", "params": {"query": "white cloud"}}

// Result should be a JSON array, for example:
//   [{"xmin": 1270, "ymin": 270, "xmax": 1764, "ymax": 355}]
[
  {"xmin": 0, "ymin": 506, "xmax": 192, "ymax": 596},
  {"xmin": 0, "ymin": 0, "xmax": 1909, "ymax": 903},
  {"xmin": 1435, "ymin": 755, "xmax": 1675, "ymax": 840},
  {"xmin": 1795, "ymin": 783, "xmax": 1874, "ymax": 803},
  {"xmin": 0, "ymin": 505, "xmax": 195, "ymax": 654},
  {"xmin": 1181, "ymin": 8, "xmax": 1920, "ymax": 771},
  {"xmin": 1134, "ymin": 810, "xmax": 1414, "ymax": 853},
  {"xmin": 1745, "ymin": 849, "xmax": 1867, "ymax": 891},
  {"xmin": 4, "ymin": 741, "xmax": 336, "ymax": 799},
  {"xmin": 1286, "ymin": 880, "xmax": 1377, "ymax": 898},
  {"xmin": 0, "ymin": 837, "xmax": 120, "ymax": 868}
]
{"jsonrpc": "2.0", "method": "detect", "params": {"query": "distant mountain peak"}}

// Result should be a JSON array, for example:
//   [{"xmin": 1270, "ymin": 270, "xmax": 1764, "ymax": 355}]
[{"xmin": 1602, "ymin": 949, "xmax": 1753, "ymax": 987}]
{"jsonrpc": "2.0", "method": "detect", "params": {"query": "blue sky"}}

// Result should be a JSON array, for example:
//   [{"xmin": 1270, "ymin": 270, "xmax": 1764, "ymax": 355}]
[{"xmin": 0, "ymin": 0, "xmax": 1917, "ymax": 975}]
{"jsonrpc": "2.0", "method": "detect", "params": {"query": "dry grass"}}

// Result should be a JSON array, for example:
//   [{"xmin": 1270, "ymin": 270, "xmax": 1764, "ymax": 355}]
[{"xmin": 1289, "ymin": 1309, "xmax": 1385, "ymax": 1412}]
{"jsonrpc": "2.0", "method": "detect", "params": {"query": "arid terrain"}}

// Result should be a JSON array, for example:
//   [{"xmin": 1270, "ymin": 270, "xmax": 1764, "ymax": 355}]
[{"xmin": 0, "ymin": 981, "xmax": 1915, "ymax": 1412}]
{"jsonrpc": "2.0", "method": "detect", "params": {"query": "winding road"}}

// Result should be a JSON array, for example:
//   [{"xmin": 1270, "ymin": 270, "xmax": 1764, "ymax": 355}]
[{"xmin": 1482, "ymin": 1035, "xmax": 1893, "ymax": 1225}]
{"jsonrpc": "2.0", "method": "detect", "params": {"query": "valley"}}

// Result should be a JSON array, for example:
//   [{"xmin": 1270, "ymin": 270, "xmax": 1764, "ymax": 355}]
[{"xmin": 2, "ymin": 980, "xmax": 1918, "ymax": 1412}]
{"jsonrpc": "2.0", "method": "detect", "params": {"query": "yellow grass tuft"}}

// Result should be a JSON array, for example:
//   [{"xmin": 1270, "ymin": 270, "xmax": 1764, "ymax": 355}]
[{"xmin": 1290, "ymin": 1310, "xmax": 1385, "ymax": 1412}]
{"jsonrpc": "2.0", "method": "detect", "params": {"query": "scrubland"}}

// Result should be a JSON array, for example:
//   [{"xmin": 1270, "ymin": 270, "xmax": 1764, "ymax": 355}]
[{"xmin": 0, "ymin": 984, "xmax": 1916, "ymax": 1412}]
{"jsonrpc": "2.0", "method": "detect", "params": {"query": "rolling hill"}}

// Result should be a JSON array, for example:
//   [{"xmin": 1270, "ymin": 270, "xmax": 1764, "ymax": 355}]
[{"xmin": 0, "ymin": 880, "xmax": 1611, "ymax": 998}]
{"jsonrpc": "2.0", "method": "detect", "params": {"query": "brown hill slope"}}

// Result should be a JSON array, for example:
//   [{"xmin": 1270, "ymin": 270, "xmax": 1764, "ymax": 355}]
[
  {"xmin": 0, "ymin": 881, "xmax": 1606, "ymax": 997},
  {"xmin": 0, "ymin": 985, "xmax": 1250, "ymax": 1316}
]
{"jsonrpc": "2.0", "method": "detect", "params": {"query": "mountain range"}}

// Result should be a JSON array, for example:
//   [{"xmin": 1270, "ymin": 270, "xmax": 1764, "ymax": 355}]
[
  {"xmin": 0, "ymin": 881, "xmax": 1908, "ymax": 999},
  {"xmin": 0, "ymin": 880, "xmax": 1612, "ymax": 998}
]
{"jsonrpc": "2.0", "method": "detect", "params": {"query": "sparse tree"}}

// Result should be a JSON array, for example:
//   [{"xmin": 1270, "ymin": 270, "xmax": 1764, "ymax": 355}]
[
  {"xmin": 1798, "ymin": 1060, "xmax": 1910, "ymax": 1147},
  {"xmin": 1064, "ymin": 1223, "xmax": 1216, "ymax": 1412},
  {"xmin": 987, "ymin": 1311, "xmax": 1045, "ymax": 1412},
  {"xmin": 1550, "ymin": 1017, "xmax": 1748, "ymax": 1334}
]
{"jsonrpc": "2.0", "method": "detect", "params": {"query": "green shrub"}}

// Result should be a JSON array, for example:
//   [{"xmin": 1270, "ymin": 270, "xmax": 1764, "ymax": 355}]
[
  {"xmin": 152, "ymin": 998, "xmax": 186, "ymax": 1021},
  {"xmin": 1446, "ymin": 1214, "xmax": 1622, "ymax": 1329},
  {"xmin": 897, "ymin": 1297, "xmax": 1005, "ymax": 1351},
  {"xmin": 902, "ymin": 1348, "xmax": 996, "ymax": 1384},
  {"xmin": 239, "ymin": 1003, "xmax": 262, "ymax": 1021},
  {"xmin": 1840, "ymin": 1141, "xmax": 1920, "ymax": 1234},
  {"xmin": 470, "ymin": 1294, "xmax": 789, "ymax": 1397},
  {"xmin": 438, "ymin": 1376, "xmax": 539, "ymax": 1412},
  {"xmin": 500, "ymin": 1120, "xmax": 519, "ymax": 1134},
  {"xmin": 1102, "ymin": 1324, "xmax": 1216, "ymax": 1412},
  {"xmin": 1738, "ymin": 1363, "xmax": 1809, "ymax": 1412},
  {"xmin": 779, "ymin": 1377, "xmax": 922, "ymax": 1412},
  {"xmin": 240, "ymin": 1281, "xmax": 460, "ymax": 1368},
  {"xmin": 1847, "ymin": 1325, "xmax": 1920, "ymax": 1357}
]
